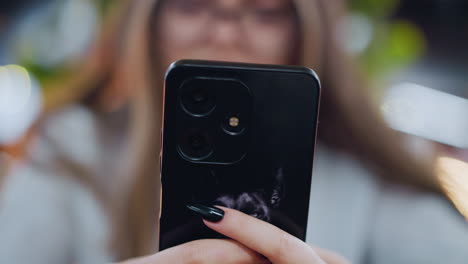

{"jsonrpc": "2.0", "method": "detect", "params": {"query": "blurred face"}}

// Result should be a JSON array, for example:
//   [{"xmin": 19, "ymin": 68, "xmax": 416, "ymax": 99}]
[{"xmin": 154, "ymin": 0, "xmax": 299, "ymax": 69}]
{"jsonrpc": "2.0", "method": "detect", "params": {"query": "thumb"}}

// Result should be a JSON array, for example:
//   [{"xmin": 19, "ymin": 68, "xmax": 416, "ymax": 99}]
[{"xmin": 120, "ymin": 239, "xmax": 269, "ymax": 264}]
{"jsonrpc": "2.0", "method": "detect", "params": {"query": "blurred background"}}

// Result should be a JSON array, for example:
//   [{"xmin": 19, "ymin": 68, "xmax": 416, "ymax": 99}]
[
  {"xmin": 0, "ymin": 0, "xmax": 467, "ymax": 260},
  {"xmin": 2, "ymin": 0, "xmax": 467, "ymax": 152}
]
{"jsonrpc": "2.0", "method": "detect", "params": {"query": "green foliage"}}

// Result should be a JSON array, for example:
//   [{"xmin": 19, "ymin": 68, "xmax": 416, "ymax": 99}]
[
  {"xmin": 20, "ymin": 61, "xmax": 68, "ymax": 88},
  {"xmin": 349, "ymin": 0, "xmax": 426, "ymax": 82},
  {"xmin": 362, "ymin": 21, "xmax": 426, "ymax": 78},
  {"xmin": 350, "ymin": 0, "xmax": 400, "ymax": 19},
  {"xmin": 96, "ymin": 0, "xmax": 115, "ymax": 15}
]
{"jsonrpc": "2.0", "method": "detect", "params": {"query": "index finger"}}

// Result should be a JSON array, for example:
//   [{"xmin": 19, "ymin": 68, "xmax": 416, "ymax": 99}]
[{"xmin": 203, "ymin": 207, "xmax": 326, "ymax": 264}]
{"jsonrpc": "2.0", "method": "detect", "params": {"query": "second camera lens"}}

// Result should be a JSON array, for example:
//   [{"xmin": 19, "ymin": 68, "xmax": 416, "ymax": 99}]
[
  {"xmin": 178, "ymin": 130, "xmax": 213, "ymax": 161},
  {"xmin": 189, "ymin": 134, "xmax": 206, "ymax": 150}
]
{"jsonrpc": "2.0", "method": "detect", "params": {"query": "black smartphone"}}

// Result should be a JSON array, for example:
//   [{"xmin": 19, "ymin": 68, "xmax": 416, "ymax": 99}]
[{"xmin": 159, "ymin": 60, "xmax": 320, "ymax": 250}]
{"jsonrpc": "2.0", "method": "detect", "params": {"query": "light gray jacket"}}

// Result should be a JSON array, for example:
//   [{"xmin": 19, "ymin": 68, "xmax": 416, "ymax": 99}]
[{"xmin": 1, "ymin": 106, "xmax": 467, "ymax": 263}]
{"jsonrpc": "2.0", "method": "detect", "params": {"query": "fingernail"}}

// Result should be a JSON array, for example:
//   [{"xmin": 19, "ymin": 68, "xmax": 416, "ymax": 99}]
[{"xmin": 186, "ymin": 204, "xmax": 225, "ymax": 222}]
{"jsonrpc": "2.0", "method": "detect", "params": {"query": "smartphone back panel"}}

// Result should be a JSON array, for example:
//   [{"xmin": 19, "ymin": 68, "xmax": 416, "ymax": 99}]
[{"xmin": 159, "ymin": 60, "xmax": 320, "ymax": 250}]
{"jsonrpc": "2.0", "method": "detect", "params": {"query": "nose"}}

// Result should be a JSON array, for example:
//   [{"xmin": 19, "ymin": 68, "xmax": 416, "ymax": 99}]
[{"xmin": 207, "ymin": 10, "xmax": 246, "ymax": 48}]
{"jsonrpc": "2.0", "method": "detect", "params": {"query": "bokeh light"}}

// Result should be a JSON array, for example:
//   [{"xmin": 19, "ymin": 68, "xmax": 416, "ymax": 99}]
[{"xmin": 0, "ymin": 65, "xmax": 41, "ymax": 144}]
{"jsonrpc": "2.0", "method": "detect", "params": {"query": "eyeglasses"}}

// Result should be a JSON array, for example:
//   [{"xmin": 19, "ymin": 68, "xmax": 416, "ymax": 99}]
[{"xmin": 160, "ymin": 0, "xmax": 296, "ymax": 30}]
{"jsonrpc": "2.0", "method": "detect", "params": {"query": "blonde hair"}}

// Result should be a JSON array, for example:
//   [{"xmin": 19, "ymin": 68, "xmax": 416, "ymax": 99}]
[{"xmin": 35, "ymin": 0, "xmax": 441, "ymax": 260}]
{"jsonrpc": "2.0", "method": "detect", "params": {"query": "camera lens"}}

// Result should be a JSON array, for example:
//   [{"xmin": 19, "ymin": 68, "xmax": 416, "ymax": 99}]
[
  {"xmin": 180, "ymin": 82, "xmax": 216, "ymax": 117},
  {"xmin": 192, "ymin": 90, "xmax": 205, "ymax": 103},
  {"xmin": 178, "ymin": 130, "xmax": 213, "ymax": 161},
  {"xmin": 189, "ymin": 134, "xmax": 206, "ymax": 150}
]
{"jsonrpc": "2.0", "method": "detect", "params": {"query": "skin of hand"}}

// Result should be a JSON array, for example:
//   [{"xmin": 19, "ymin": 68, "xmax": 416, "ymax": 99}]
[
  {"xmin": 120, "ymin": 207, "xmax": 349, "ymax": 264},
  {"xmin": 204, "ymin": 207, "xmax": 349, "ymax": 264}
]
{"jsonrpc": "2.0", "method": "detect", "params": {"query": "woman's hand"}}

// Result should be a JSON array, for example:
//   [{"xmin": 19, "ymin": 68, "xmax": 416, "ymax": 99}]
[
  {"xmin": 198, "ymin": 205, "xmax": 349, "ymax": 264},
  {"xmin": 120, "ymin": 238, "xmax": 269, "ymax": 264},
  {"xmin": 121, "ymin": 205, "xmax": 349, "ymax": 264}
]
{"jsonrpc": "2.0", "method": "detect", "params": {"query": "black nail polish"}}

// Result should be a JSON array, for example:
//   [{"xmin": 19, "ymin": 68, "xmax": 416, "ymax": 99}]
[{"xmin": 186, "ymin": 204, "xmax": 225, "ymax": 222}]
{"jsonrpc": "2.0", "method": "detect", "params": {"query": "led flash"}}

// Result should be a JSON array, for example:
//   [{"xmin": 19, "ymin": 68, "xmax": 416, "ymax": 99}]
[{"xmin": 229, "ymin": 117, "xmax": 240, "ymax": 127}]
